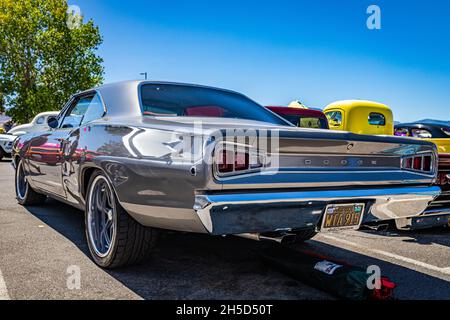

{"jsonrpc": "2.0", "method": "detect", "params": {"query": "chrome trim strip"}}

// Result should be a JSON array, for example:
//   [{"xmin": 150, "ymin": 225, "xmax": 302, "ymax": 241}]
[{"xmin": 421, "ymin": 208, "xmax": 450, "ymax": 217}]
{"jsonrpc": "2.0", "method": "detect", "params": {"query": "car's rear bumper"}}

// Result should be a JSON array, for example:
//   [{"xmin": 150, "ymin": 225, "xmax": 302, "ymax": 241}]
[{"xmin": 194, "ymin": 186, "xmax": 441, "ymax": 235}]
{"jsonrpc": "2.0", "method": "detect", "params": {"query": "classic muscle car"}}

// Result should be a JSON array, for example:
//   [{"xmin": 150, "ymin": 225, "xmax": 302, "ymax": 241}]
[
  {"xmin": 324, "ymin": 100, "xmax": 394, "ymax": 135},
  {"xmin": 12, "ymin": 81, "xmax": 440, "ymax": 268},
  {"xmin": 265, "ymin": 106, "xmax": 329, "ymax": 129}
]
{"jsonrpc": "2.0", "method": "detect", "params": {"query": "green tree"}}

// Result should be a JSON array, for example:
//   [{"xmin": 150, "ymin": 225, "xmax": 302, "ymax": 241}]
[{"xmin": 0, "ymin": 0, "xmax": 104, "ymax": 123}]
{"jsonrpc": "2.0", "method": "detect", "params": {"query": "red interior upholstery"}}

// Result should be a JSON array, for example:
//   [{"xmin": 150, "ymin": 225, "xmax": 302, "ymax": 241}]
[{"xmin": 185, "ymin": 106, "xmax": 224, "ymax": 117}]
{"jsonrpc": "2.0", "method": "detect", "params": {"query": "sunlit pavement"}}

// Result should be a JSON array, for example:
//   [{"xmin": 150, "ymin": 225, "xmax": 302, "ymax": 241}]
[{"xmin": 0, "ymin": 160, "xmax": 449, "ymax": 300}]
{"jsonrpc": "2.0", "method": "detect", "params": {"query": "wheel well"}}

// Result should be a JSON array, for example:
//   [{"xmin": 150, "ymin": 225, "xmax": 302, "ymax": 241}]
[{"xmin": 82, "ymin": 167, "xmax": 99, "ymax": 200}]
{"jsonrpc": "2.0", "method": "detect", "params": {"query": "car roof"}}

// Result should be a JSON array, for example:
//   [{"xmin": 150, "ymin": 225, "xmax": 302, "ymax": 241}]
[
  {"xmin": 83, "ymin": 80, "xmax": 244, "ymax": 97},
  {"xmin": 74, "ymin": 80, "xmax": 272, "ymax": 119},
  {"xmin": 266, "ymin": 106, "xmax": 327, "ymax": 118},
  {"xmin": 35, "ymin": 111, "xmax": 60, "ymax": 117},
  {"xmin": 324, "ymin": 100, "xmax": 391, "ymax": 112}
]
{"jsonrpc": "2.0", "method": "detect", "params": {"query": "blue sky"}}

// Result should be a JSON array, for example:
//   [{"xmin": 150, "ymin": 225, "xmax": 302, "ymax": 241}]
[{"xmin": 74, "ymin": 0, "xmax": 450, "ymax": 122}]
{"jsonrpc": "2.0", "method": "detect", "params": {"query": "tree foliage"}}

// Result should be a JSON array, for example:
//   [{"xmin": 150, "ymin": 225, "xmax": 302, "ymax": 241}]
[{"xmin": 0, "ymin": 0, "xmax": 104, "ymax": 123}]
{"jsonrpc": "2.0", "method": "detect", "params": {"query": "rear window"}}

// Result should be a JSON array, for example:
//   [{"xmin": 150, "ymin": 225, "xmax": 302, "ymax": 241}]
[
  {"xmin": 140, "ymin": 84, "xmax": 288, "ymax": 125},
  {"xmin": 368, "ymin": 113, "xmax": 386, "ymax": 126},
  {"xmin": 281, "ymin": 115, "xmax": 328, "ymax": 129}
]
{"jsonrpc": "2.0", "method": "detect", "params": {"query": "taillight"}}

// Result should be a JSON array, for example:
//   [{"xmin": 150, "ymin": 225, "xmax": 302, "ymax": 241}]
[
  {"xmin": 423, "ymin": 155, "xmax": 431, "ymax": 172},
  {"xmin": 217, "ymin": 150, "xmax": 234, "ymax": 173},
  {"xmin": 216, "ymin": 145, "xmax": 264, "ymax": 176},
  {"xmin": 413, "ymin": 157, "xmax": 422, "ymax": 171},
  {"xmin": 402, "ymin": 154, "xmax": 433, "ymax": 173},
  {"xmin": 234, "ymin": 151, "xmax": 250, "ymax": 171}
]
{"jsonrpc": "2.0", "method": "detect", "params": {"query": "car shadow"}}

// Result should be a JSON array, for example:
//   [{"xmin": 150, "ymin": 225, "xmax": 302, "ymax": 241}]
[
  {"xmin": 359, "ymin": 225, "xmax": 450, "ymax": 248},
  {"xmin": 23, "ymin": 198, "xmax": 450, "ymax": 300}
]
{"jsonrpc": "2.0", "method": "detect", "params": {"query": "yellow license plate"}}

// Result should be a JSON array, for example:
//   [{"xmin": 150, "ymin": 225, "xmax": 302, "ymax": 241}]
[{"xmin": 321, "ymin": 203, "xmax": 365, "ymax": 231}]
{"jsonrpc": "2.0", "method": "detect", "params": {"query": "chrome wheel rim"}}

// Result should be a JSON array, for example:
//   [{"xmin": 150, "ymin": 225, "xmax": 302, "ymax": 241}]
[
  {"xmin": 87, "ymin": 176, "xmax": 116, "ymax": 258},
  {"xmin": 16, "ymin": 161, "xmax": 28, "ymax": 200}
]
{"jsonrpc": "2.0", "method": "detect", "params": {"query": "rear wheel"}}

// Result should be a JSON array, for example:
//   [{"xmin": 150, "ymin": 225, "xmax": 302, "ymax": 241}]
[
  {"xmin": 85, "ymin": 170, "xmax": 158, "ymax": 268},
  {"xmin": 15, "ymin": 159, "xmax": 47, "ymax": 206},
  {"xmin": 0, "ymin": 148, "xmax": 4, "ymax": 161}
]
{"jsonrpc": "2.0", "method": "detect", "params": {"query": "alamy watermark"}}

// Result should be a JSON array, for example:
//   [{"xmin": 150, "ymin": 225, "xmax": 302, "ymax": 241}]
[
  {"xmin": 367, "ymin": 5, "xmax": 382, "ymax": 30},
  {"xmin": 66, "ymin": 265, "xmax": 81, "ymax": 290},
  {"xmin": 66, "ymin": 4, "xmax": 83, "ymax": 30}
]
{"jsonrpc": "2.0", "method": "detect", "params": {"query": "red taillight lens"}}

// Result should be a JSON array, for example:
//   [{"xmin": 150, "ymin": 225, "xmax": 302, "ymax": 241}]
[
  {"xmin": 423, "ymin": 156, "xmax": 432, "ymax": 172},
  {"xmin": 217, "ymin": 150, "xmax": 234, "ymax": 173},
  {"xmin": 404, "ymin": 157, "xmax": 413, "ymax": 169},
  {"xmin": 413, "ymin": 157, "xmax": 423, "ymax": 171},
  {"xmin": 402, "ymin": 154, "xmax": 433, "ymax": 173},
  {"xmin": 234, "ymin": 152, "xmax": 249, "ymax": 171},
  {"xmin": 216, "ymin": 148, "xmax": 257, "ymax": 175}
]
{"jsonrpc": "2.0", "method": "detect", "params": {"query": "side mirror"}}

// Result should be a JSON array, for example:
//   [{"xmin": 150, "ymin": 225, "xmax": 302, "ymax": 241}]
[{"xmin": 47, "ymin": 116, "xmax": 59, "ymax": 129}]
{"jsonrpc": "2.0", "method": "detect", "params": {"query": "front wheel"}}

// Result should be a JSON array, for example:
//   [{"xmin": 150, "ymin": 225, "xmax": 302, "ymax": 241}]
[
  {"xmin": 85, "ymin": 170, "xmax": 158, "ymax": 268},
  {"xmin": 15, "ymin": 159, "xmax": 47, "ymax": 206}
]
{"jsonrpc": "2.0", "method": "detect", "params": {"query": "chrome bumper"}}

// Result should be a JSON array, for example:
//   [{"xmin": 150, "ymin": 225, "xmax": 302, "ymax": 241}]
[{"xmin": 194, "ymin": 186, "xmax": 441, "ymax": 235}]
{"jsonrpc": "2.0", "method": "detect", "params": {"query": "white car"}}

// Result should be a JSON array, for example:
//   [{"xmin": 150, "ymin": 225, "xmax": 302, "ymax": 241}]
[
  {"xmin": 8, "ymin": 111, "xmax": 60, "ymax": 136},
  {"xmin": 0, "ymin": 134, "xmax": 15, "ymax": 160}
]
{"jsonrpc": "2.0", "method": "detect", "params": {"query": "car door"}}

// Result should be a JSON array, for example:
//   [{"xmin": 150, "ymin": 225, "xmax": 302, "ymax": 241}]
[{"xmin": 28, "ymin": 94, "xmax": 96, "ymax": 198}]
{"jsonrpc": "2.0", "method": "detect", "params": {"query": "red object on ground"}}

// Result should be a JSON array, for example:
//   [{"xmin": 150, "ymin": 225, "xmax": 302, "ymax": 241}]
[{"xmin": 371, "ymin": 277, "xmax": 397, "ymax": 300}]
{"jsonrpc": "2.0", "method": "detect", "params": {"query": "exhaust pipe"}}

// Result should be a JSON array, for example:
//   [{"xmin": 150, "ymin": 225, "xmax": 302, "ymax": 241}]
[{"xmin": 237, "ymin": 233, "xmax": 298, "ymax": 245}]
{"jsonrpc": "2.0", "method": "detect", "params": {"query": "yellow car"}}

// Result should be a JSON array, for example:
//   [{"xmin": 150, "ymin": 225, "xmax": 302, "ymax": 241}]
[{"xmin": 324, "ymin": 100, "xmax": 394, "ymax": 135}]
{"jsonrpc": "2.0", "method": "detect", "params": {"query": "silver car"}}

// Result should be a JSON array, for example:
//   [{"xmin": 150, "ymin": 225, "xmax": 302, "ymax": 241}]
[{"xmin": 12, "ymin": 81, "xmax": 440, "ymax": 268}]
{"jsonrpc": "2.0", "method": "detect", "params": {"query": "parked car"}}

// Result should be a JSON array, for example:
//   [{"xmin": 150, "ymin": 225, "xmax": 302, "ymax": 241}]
[
  {"xmin": 395, "ymin": 121, "xmax": 450, "ymax": 154},
  {"xmin": 8, "ymin": 111, "xmax": 60, "ymax": 136},
  {"xmin": 394, "ymin": 121, "xmax": 450, "ymax": 229},
  {"xmin": 0, "ymin": 133, "xmax": 16, "ymax": 160},
  {"xmin": 12, "ymin": 81, "xmax": 440, "ymax": 268},
  {"xmin": 266, "ymin": 106, "xmax": 329, "ymax": 129},
  {"xmin": 324, "ymin": 100, "xmax": 394, "ymax": 135}
]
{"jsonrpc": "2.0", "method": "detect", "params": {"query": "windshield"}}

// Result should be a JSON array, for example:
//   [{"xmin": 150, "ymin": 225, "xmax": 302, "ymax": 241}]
[{"xmin": 140, "ymin": 84, "xmax": 288, "ymax": 125}]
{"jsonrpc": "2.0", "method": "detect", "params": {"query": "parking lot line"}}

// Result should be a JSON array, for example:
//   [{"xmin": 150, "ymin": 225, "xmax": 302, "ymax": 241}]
[
  {"xmin": 0, "ymin": 268, "xmax": 10, "ymax": 300},
  {"xmin": 321, "ymin": 234, "xmax": 450, "ymax": 276}
]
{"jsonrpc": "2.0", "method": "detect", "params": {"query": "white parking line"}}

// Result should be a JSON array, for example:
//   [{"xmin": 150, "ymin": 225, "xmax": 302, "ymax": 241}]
[
  {"xmin": 321, "ymin": 234, "xmax": 450, "ymax": 276},
  {"xmin": 0, "ymin": 268, "xmax": 10, "ymax": 300}
]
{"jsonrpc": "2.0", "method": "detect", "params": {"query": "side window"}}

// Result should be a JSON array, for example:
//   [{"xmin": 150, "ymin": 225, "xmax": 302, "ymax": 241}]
[
  {"xmin": 59, "ymin": 93, "xmax": 105, "ymax": 128},
  {"xmin": 35, "ymin": 117, "xmax": 45, "ymax": 125},
  {"xmin": 326, "ymin": 111, "xmax": 342, "ymax": 127},
  {"xmin": 394, "ymin": 128, "xmax": 409, "ymax": 137},
  {"xmin": 368, "ymin": 113, "xmax": 386, "ymax": 126},
  {"xmin": 60, "ymin": 96, "xmax": 94, "ymax": 128},
  {"xmin": 81, "ymin": 93, "xmax": 105, "ymax": 125},
  {"xmin": 411, "ymin": 128, "xmax": 432, "ymax": 139}
]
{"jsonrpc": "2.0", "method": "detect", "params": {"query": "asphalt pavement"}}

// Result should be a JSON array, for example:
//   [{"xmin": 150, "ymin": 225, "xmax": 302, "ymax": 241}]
[{"xmin": 0, "ymin": 160, "xmax": 449, "ymax": 300}]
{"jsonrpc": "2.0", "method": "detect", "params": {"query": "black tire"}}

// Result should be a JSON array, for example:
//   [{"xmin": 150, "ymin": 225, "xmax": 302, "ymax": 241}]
[
  {"xmin": 85, "ymin": 170, "xmax": 158, "ymax": 268},
  {"xmin": 0, "ymin": 148, "xmax": 4, "ymax": 161},
  {"xmin": 15, "ymin": 159, "xmax": 47, "ymax": 206}
]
